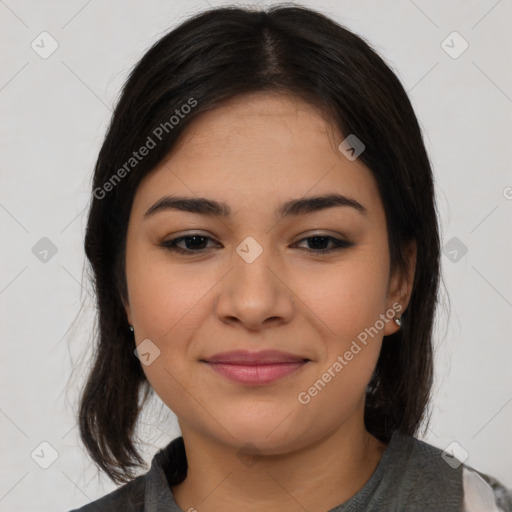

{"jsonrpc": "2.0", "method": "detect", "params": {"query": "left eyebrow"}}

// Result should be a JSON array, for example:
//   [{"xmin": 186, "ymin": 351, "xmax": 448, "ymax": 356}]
[{"xmin": 143, "ymin": 193, "xmax": 368, "ymax": 219}]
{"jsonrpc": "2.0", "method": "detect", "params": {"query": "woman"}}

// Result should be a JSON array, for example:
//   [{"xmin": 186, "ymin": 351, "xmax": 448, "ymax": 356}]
[{"xmin": 71, "ymin": 5, "xmax": 510, "ymax": 511}]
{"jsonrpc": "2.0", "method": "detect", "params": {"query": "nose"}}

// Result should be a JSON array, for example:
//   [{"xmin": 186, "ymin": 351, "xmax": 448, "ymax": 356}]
[{"xmin": 214, "ymin": 245, "xmax": 294, "ymax": 331}]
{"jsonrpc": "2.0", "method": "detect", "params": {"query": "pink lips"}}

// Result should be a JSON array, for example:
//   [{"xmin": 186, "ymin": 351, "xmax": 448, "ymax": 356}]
[{"xmin": 202, "ymin": 350, "xmax": 309, "ymax": 385}]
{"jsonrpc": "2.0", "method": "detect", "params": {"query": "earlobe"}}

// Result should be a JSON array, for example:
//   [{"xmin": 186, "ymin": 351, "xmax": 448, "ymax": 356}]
[
  {"xmin": 384, "ymin": 240, "xmax": 417, "ymax": 336},
  {"xmin": 384, "ymin": 305, "xmax": 403, "ymax": 336},
  {"xmin": 395, "ymin": 240, "xmax": 417, "ymax": 307}
]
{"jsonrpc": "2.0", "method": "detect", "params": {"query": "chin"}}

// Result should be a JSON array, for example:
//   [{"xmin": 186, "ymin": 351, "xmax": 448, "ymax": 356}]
[{"xmin": 209, "ymin": 410, "xmax": 311, "ymax": 454}]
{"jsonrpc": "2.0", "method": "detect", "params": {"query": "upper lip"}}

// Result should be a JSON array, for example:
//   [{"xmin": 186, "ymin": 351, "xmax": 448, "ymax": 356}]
[{"xmin": 202, "ymin": 350, "xmax": 309, "ymax": 365}]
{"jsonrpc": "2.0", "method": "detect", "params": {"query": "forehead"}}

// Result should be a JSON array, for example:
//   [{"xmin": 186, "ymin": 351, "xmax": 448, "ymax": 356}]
[
  {"xmin": 132, "ymin": 92, "xmax": 383, "ymax": 222},
  {"xmin": 173, "ymin": 91, "xmax": 341, "ymax": 156}
]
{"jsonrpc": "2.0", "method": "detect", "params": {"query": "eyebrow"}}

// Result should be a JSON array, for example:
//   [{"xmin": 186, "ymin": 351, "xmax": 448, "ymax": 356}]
[{"xmin": 144, "ymin": 193, "xmax": 368, "ymax": 219}]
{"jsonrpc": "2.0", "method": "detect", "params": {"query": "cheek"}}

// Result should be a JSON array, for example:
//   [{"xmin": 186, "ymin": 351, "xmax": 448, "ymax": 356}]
[
  {"xmin": 127, "ymin": 260, "xmax": 206, "ymax": 414},
  {"xmin": 139, "ymin": 357, "xmax": 205, "ymax": 432},
  {"xmin": 126, "ymin": 247, "xmax": 212, "ymax": 340},
  {"xmin": 126, "ymin": 252, "xmax": 217, "ymax": 408},
  {"xmin": 300, "ymin": 255, "xmax": 390, "ymax": 341},
  {"xmin": 297, "ymin": 249, "xmax": 389, "ymax": 399}
]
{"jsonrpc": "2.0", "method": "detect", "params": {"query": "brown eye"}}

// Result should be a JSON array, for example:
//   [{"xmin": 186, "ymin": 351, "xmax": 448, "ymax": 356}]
[
  {"xmin": 161, "ymin": 234, "xmax": 221, "ymax": 254},
  {"xmin": 293, "ymin": 235, "xmax": 354, "ymax": 254}
]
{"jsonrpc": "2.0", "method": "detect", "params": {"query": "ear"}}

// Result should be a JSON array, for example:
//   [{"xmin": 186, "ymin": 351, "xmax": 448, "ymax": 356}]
[
  {"xmin": 383, "ymin": 240, "xmax": 416, "ymax": 336},
  {"xmin": 121, "ymin": 295, "xmax": 133, "ymax": 327}
]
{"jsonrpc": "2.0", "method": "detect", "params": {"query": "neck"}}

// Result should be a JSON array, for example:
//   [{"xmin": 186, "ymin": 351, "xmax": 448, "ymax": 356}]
[{"xmin": 171, "ymin": 419, "xmax": 388, "ymax": 512}]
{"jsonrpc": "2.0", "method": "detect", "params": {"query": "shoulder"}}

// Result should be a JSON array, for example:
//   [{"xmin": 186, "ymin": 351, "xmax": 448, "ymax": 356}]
[
  {"xmin": 462, "ymin": 465, "xmax": 512, "ymax": 512},
  {"xmin": 391, "ymin": 431, "xmax": 463, "ymax": 480},
  {"xmin": 388, "ymin": 432, "xmax": 464, "ymax": 507},
  {"xmin": 394, "ymin": 433, "xmax": 511, "ymax": 511},
  {"xmin": 67, "ymin": 437, "xmax": 186, "ymax": 512},
  {"xmin": 68, "ymin": 473, "xmax": 146, "ymax": 512}
]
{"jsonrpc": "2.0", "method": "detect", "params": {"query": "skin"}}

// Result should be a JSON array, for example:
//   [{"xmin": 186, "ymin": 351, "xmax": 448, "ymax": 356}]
[{"xmin": 123, "ymin": 91, "xmax": 416, "ymax": 512}]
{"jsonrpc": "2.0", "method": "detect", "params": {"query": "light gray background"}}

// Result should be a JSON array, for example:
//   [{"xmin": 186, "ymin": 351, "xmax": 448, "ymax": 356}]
[{"xmin": 1, "ymin": 1, "xmax": 511, "ymax": 511}]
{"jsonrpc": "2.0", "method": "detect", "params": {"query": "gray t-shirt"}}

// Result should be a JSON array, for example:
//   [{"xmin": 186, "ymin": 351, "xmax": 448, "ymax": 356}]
[{"xmin": 70, "ymin": 431, "xmax": 509, "ymax": 511}]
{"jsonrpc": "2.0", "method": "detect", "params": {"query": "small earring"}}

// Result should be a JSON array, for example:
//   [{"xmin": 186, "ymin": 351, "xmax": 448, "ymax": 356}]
[
  {"xmin": 129, "ymin": 324, "xmax": 134, "ymax": 332},
  {"xmin": 394, "ymin": 316, "xmax": 401, "ymax": 327}
]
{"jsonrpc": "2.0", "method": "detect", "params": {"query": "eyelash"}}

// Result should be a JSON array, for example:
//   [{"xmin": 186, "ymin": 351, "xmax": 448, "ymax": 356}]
[{"xmin": 160, "ymin": 234, "xmax": 354, "ymax": 255}]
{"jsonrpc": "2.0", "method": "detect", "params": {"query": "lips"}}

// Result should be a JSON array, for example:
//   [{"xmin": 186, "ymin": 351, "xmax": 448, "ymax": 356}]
[
  {"xmin": 201, "ymin": 350, "xmax": 310, "ymax": 385},
  {"xmin": 203, "ymin": 349, "xmax": 309, "ymax": 365}
]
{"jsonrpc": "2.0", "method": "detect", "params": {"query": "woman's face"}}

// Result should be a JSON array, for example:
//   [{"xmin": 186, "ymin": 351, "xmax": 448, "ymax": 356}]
[{"xmin": 123, "ymin": 92, "xmax": 414, "ymax": 454}]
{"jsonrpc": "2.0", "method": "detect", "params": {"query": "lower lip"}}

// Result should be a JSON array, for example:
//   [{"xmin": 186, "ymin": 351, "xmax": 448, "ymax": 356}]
[{"xmin": 204, "ymin": 362, "xmax": 307, "ymax": 385}]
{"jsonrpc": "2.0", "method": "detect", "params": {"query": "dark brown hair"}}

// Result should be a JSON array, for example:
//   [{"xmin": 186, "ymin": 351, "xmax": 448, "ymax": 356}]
[{"xmin": 80, "ymin": 4, "xmax": 440, "ymax": 484}]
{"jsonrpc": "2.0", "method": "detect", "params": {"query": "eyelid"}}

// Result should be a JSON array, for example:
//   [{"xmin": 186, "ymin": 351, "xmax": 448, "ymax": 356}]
[
  {"xmin": 292, "ymin": 234, "xmax": 354, "ymax": 254},
  {"xmin": 292, "ymin": 229, "xmax": 350, "ymax": 242},
  {"xmin": 160, "ymin": 232, "xmax": 220, "ymax": 254}
]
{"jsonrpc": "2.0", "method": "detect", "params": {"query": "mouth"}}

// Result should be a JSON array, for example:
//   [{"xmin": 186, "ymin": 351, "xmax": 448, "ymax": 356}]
[{"xmin": 201, "ymin": 350, "xmax": 310, "ymax": 386}]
